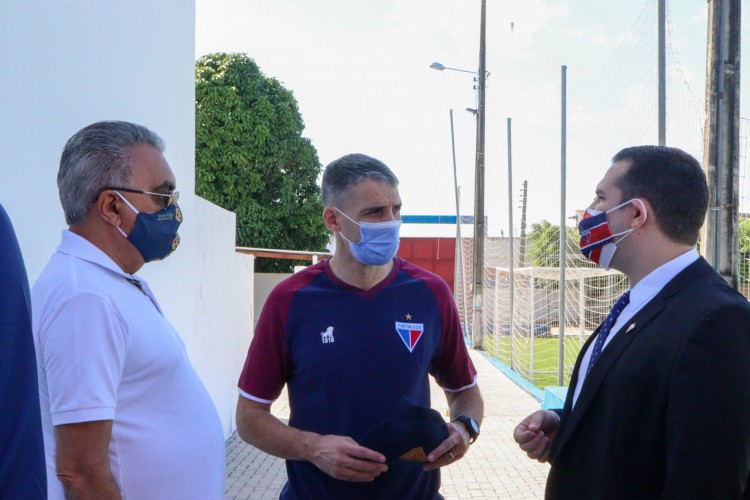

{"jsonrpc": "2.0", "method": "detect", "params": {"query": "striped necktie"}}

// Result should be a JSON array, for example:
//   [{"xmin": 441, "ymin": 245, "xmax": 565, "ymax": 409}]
[{"xmin": 586, "ymin": 291, "xmax": 631, "ymax": 376}]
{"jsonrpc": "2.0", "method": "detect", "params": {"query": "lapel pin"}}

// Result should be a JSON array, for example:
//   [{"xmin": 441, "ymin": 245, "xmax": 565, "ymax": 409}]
[{"xmin": 626, "ymin": 323, "xmax": 636, "ymax": 333}]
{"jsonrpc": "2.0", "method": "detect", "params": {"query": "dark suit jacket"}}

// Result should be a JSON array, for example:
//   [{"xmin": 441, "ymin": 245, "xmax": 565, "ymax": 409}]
[
  {"xmin": 0, "ymin": 203, "xmax": 46, "ymax": 498},
  {"xmin": 547, "ymin": 257, "xmax": 750, "ymax": 500}
]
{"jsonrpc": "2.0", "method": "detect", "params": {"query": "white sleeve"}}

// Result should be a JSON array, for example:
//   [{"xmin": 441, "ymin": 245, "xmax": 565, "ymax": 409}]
[{"xmin": 39, "ymin": 293, "xmax": 128, "ymax": 425}]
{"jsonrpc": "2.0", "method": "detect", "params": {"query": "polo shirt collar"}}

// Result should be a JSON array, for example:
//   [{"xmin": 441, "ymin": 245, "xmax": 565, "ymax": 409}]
[
  {"xmin": 57, "ymin": 230, "xmax": 163, "ymax": 312},
  {"xmin": 57, "ymin": 230, "xmax": 139, "ymax": 279}
]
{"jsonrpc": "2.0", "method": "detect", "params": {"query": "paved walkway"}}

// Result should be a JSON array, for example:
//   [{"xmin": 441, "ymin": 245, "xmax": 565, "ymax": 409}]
[{"xmin": 225, "ymin": 350, "xmax": 549, "ymax": 499}]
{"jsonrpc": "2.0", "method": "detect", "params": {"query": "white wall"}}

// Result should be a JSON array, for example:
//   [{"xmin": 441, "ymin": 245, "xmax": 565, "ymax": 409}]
[
  {"xmin": 0, "ymin": 1, "xmax": 253, "ymax": 437},
  {"xmin": 187, "ymin": 197, "xmax": 254, "ymax": 433},
  {"xmin": 254, "ymin": 273, "xmax": 292, "ymax": 327}
]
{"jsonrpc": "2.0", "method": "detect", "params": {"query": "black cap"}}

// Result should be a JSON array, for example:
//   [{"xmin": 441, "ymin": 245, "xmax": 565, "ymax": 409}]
[{"xmin": 359, "ymin": 397, "xmax": 448, "ymax": 463}]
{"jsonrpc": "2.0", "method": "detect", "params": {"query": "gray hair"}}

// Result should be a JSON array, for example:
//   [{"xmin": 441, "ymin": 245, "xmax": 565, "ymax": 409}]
[
  {"xmin": 58, "ymin": 120, "xmax": 165, "ymax": 225},
  {"xmin": 321, "ymin": 154, "xmax": 399, "ymax": 207}
]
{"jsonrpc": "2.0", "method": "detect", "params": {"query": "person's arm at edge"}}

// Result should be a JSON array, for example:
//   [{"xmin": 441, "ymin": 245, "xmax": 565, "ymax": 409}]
[
  {"xmin": 55, "ymin": 420, "xmax": 121, "ymax": 499},
  {"xmin": 236, "ymin": 396, "xmax": 387, "ymax": 482},
  {"xmin": 424, "ymin": 385, "xmax": 484, "ymax": 470}
]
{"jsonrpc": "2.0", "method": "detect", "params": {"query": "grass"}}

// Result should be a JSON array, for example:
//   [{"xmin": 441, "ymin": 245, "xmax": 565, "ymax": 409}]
[{"xmin": 481, "ymin": 335, "xmax": 588, "ymax": 389}]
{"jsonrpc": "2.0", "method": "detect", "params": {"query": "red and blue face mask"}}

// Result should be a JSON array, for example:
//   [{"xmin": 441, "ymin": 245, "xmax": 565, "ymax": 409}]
[{"xmin": 578, "ymin": 199, "xmax": 646, "ymax": 270}]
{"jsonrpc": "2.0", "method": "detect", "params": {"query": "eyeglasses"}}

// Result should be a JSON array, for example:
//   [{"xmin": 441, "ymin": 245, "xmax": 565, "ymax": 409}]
[{"xmin": 101, "ymin": 187, "xmax": 180, "ymax": 209}]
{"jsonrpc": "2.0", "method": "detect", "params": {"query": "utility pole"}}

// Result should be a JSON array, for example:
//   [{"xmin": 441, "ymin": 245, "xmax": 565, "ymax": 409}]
[
  {"xmin": 507, "ymin": 118, "xmax": 515, "ymax": 369},
  {"xmin": 471, "ymin": 0, "xmax": 487, "ymax": 349},
  {"xmin": 519, "ymin": 180, "xmax": 528, "ymax": 267},
  {"xmin": 658, "ymin": 0, "xmax": 666, "ymax": 145},
  {"xmin": 558, "ymin": 65, "xmax": 567, "ymax": 386},
  {"xmin": 702, "ymin": 0, "xmax": 741, "ymax": 288},
  {"xmin": 450, "ymin": 110, "xmax": 469, "ymax": 330}
]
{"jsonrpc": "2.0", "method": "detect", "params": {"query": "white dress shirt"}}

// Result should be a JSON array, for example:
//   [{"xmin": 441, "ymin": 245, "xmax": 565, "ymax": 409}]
[{"xmin": 572, "ymin": 248, "xmax": 699, "ymax": 407}]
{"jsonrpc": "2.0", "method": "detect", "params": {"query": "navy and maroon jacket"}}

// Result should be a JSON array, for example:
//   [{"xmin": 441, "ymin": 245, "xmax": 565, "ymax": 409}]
[{"xmin": 239, "ymin": 257, "xmax": 476, "ymax": 499}]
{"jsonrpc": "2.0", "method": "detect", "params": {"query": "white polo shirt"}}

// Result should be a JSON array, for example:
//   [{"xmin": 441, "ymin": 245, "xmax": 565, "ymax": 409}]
[{"xmin": 32, "ymin": 231, "xmax": 225, "ymax": 499}]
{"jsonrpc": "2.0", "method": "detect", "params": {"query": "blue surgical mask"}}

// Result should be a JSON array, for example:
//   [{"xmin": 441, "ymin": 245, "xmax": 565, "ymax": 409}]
[
  {"xmin": 115, "ymin": 192, "xmax": 182, "ymax": 262},
  {"xmin": 335, "ymin": 208, "xmax": 401, "ymax": 266}
]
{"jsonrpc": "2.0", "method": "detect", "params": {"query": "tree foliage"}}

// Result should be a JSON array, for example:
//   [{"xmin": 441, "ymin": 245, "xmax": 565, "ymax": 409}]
[
  {"xmin": 195, "ymin": 52, "xmax": 328, "ymax": 272},
  {"xmin": 739, "ymin": 218, "xmax": 750, "ymax": 285},
  {"xmin": 527, "ymin": 220, "xmax": 581, "ymax": 268},
  {"xmin": 740, "ymin": 218, "xmax": 750, "ymax": 254}
]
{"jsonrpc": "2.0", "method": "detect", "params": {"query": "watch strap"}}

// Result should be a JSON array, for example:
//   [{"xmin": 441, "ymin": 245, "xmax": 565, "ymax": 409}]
[{"xmin": 453, "ymin": 415, "xmax": 479, "ymax": 444}]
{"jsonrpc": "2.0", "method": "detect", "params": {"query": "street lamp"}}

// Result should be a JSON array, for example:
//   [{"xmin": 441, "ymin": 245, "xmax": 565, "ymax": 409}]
[
  {"xmin": 430, "ymin": 62, "xmax": 479, "ymax": 75},
  {"xmin": 430, "ymin": 3, "xmax": 487, "ymax": 350}
]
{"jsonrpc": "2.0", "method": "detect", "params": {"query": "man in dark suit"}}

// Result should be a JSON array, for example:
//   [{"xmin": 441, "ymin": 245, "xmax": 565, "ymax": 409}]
[
  {"xmin": 0, "ymin": 202, "xmax": 46, "ymax": 498},
  {"xmin": 514, "ymin": 146, "xmax": 750, "ymax": 499}
]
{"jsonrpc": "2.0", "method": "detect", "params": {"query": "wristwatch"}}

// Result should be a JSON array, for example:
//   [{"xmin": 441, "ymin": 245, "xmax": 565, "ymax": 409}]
[{"xmin": 452, "ymin": 416, "xmax": 480, "ymax": 444}]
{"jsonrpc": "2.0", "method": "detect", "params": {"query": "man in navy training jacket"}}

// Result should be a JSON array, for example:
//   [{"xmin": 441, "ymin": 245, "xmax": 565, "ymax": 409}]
[{"xmin": 237, "ymin": 153, "xmax": 484, "ymax": 499}]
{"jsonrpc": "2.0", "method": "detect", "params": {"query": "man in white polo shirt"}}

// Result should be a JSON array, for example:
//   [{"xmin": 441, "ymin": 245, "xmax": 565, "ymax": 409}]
[{"xmin": 32, "ymin": 121, "xmax": 225, "ymax": 499}]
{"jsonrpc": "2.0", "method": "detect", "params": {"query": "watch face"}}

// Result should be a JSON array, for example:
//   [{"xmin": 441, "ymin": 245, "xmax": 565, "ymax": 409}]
[
  {"xmin": 469, "ymin": 418, "xmax": 480, "ymax": 434},
  {"xmin": 457, "ymin": 416, "xmax": 479, "ymax": 437}
]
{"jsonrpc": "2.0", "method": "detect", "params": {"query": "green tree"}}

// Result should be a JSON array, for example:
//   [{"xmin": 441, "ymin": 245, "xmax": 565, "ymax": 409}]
[
  {"xmin": 740, "ymin": 218, "xmax": 750, "ymax": 253},
  {"xmin": 195, "ymin": 52, "xmax": 328, "ymax": 272},
  {"xmin": 739, "ymin": 218, "xmax": 750, "ymax": 286},
  {"xmin": 527, "ymin": 220, "xmax": 581, "ymax": 268}
]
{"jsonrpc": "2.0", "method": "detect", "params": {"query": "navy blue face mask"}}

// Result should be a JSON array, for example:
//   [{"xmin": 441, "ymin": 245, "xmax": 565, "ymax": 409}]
[{"xmin": 115, "ymin": 192, "xmax": 182, "ymax": 262}]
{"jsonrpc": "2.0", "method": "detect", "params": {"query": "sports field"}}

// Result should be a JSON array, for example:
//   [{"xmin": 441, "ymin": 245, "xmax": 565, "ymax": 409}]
[{"xmin": 482, "ymin": 335, "xmax": 588, "ymax": 389}]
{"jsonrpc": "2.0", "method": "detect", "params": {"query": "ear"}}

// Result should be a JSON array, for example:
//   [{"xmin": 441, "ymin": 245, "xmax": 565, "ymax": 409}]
[
  {"xmin": 630, "ymin": 198, "xmax": 650, "ymax": 228},
  {"xmin": 97, "ymin": 190, "xmax": 123, "ymax": 227},
  {"xmin": 323, "ymin": 207, "xmax": 341, "ymax": 232}
]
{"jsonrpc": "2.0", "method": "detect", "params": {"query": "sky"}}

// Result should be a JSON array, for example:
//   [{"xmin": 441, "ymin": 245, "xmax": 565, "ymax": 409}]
[{"xmin": 195, "ymin": 0, "xmax": 749, "ymax": 238}]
